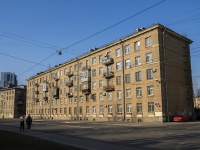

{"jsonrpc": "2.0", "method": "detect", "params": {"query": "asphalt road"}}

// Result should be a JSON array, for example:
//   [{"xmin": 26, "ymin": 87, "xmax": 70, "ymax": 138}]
[{"xmin": 1, "ymin": 119, "xmax": 200, "ymax": 150}]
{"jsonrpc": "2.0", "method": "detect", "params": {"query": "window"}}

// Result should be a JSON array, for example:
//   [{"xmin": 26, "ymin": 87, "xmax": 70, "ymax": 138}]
[
  {"xmin": 64, "ymin": 98, "xmax": 67, "ymax": 104},
  {"xmin": 137, "ymin": 103, "xmax": 142, "ymax": 113},
  {"xmin": 116, "ymin": 48, "xmax": 121, "ymax": 57},
  {"xmin": 125, "ymin": 45, "xmax": 130, "ymax": 54},
  {"xmin": 86, "ymin": 60, "xmax": 89, "ymax": 67},
  {"xmin": 80, "ymin": 96, "xmax": 83, "ymax": 103},
  {"xmin": 148, "ymin": 102, "xmax": 154, "ymax": 113},
  {"xmin": 116, "ymin": 62, "xmax": 121, "ymax": 71},
  {"xmin": 92, "ymin": 69, "xmax": 96, "ymax": 77},
  {"xmin": 79, "ymin": 62, "xmax": 83, "ymax": 69},
  {"xmin": 145, "ymin": 36, "xmax": 152, "ymax": 47},
  {"xmin": 69, "ymin": 66, "xmax": 72, "ymax": 73},
  {"xmin": 146, "ymin": 53, "xmax": 152, "ymax": 63},
  {"xmin": 60, "ymin": 98, "xmax": 63, "ymax": 104},
  {"xmin": 99, "ymin": 67, "xmax": 103, "ymax": 75},
  {"xmin": 74, "ymin": 107, "xmax": 77, "ymax": 115},
  {"xmin": 107, "ymin": 92, "xmax": 112, "ymax": 100},
  {"xmin": 74, "ymin": 97, "xmax": 77, "ymax": 103},
  {"xmin": 74, "ymin": 64, "xmax": 78, "ymax": 71},
  {"xmin": 79, "ymin": 106, "xmax": 83, "ymax": 114},
  {"xmin": 100, "ymin": 105, "xmax": 104, "ymax": 114},
  {"xmin": 125, "ymin": 59, "xmax": 131, "ymax": 68},
  {"xmin": 136, "ymin": 71, "xmax": 142, "ymax": 81},
  {"xmin": 74, "ymin": 75, "xmax": 78, "ymax": 81},
  {"xmin": 126, "ymin": 104, "xmax": 132, "ymax": 113},
  {"xmin": 147, "ymin": 69, "xmax": 153, "ymax": 79},
  {"xmin": 92, "ymin": 94, "xmax": 96, "ymax": 101},
  {"xmin": 99, "ymin": 93, "xmax": 104, "ymax": 100},
  {"xmin": 117, "ymin": 104, "xmax": 122, "ymax": 113},
  {"xmin": 86, "ymin": 106, "xmax": 89, "ymax": 114},
  {"xmin": 99, "ymin": 55, "xmax": 103, "ymax": 63},
  {"xmin": 64, "ymin": 108, "xmax": 67, "ymax": 114},
  {"xmin": 126, "ymin": 89, "xmax": 131, "ymax": 98},
  {"xmin": 93, "ymin": 106, "xmax": 96, "ymax": 114},
  {"xmin": 134, "ymin": 41, "xmax": 140, "ymax": 50},
  {"xmin": 69, "ymin": 98, "xmax": 72, "ymax": 103},
  {"xmin": 64, "ymin": 69, "xmax": 67, "ymax": 75},
  {"xmin": 147, "ymin": 85, "xmax": 154, "ymax": 96},
  {"xmin": 92, "ymin": 81, "xmax": 96, "ymax": 89},
  {"xmin": 92, "ymin": 57, "xmax": 96, "ymax": 65},
  {"xmin": 99, "ymin": 80, "xmax": 103, "ymax": 88},
  {"xmin": 69, "ymin": 107, "xmax": 72, "ymax": 114},
  {"xmin": 136, "ymin": 87, "xmax": 142, "ymax": 97},
  {"xmin": 108, "ymin": 105, "xmax": 113, "ymax": 113},
  {"xmin": 125, "ymin": 74, "xmax": 131, "ymax": 83},
  {"xmin": 135, "ymin": 56, "xmax": 141, "ymax": 66},
  {"xmin": 74, "ymin": 85, "xmax": 77, "ymax": 92},
  {"xmin": 116, "ymin": 76, "xmax": 121, "ymax": 85},
  {"xmin": 117, "ymin": 90, "xmax": 122, "ymax": 99}
]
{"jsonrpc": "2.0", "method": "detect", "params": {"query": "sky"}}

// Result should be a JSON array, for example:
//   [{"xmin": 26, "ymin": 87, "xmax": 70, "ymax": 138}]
[{"xmin": 0, "ymin": 0, "xmax": 200, "ymax": 87}]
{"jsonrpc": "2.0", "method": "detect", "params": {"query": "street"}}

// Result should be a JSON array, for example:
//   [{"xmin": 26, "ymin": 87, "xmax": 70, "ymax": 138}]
[{"xmin": 1, "ymin": 119, "xmax": 200, "ymax": 150}]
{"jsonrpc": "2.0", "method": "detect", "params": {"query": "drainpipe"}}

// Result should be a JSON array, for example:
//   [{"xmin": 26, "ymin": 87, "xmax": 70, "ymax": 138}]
[
  {"xmin": 119, "ymin": 39, "xmax": 126, "ymax": 121},
  {"xmin": 162, "ymin": 26, "xmax": 169, "ymax": 122}
]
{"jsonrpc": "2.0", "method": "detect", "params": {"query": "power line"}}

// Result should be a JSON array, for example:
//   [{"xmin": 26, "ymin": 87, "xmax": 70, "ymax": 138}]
[
  {"xmin": 60, "ymin": 0, "xmax": 166, "ymax": 52},
  {"xmin": 0, "ymin": 52, "xmax": 48, "ymax": 67}
]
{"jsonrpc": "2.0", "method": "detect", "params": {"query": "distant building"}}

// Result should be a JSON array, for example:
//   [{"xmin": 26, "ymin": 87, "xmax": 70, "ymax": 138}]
[
  {"xmin": 194, "ymin": 98, "xmax": 200, "ymax": 110},
  {"xmin": 26, "ymin": 24, "xmax": 194, "ymax": 122},
  {"xmin": 0, "ymin": 86, "xmax": 26, "ymax": 118},
  {"xmin": 0, "ymin": 72, "xmax": 18, "ymax": 88}
]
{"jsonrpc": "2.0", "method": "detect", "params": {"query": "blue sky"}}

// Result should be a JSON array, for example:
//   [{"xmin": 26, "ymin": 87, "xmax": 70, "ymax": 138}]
[{"xmin": 0, "ymin": 0, "xmax": 200, "ymax": 86}]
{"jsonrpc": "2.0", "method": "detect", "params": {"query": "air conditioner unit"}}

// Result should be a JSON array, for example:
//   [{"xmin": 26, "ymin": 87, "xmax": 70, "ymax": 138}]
[
  {"xmin": 103, "ymin": 93, "xmax": 106, "ymax": 96},
  {"xmin": 152, "ymin": 69, "xmax": 157, "ymax": 72}
]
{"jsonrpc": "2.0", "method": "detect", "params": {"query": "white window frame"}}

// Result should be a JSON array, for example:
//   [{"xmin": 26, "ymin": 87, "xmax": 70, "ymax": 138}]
[
  {"xmin": 92, "ymin": 81, "xmax": 96, "ymax": 89},
  {"xmin": 86, "ymin": 106, "xmax": 89, "ymax": 114},
  {"xmin": 117, "ymin": 90, "xmax": 122, "ymax": 99},
  {"xmin": 99, "ymin": 93, "xmax": 104, "ymax": 100},
  {"xmin": 100, "ymin": 105, "xmax": 104, "ymax": 114},
  {"xmin": 136, "ymin": 71, "xmax": 142, "ymax": 81},
  {"xmin": 80, "ymin": 96, "xmax": 83, "ymax": 103},
  {"xmin": 107, "ymin": 92, "xmax": 112, "ymax": 100},
  {"xmin": 126, "ymin": 89, "xmax": 131, "ymax": 98},
  {"xmin": 99, "ymin": 80, "xmax": 103, "ymax": 88},
  {"xmin": 92, "ymin": 57, "xmax": 96, "ymax": 65},
  {"xmin": 99, "ymin": 67, "xmax": 103, "ymax": 75},
  {"xmin": 136, "ymin": 87, "xmax": 142, "ymax": 97},
  {"xmin": 93, "ymin": 106, "xmax": 96, "ymax": 114},
  {"xmin": 148, "ymin": 102, "xmax": 154, "ymax": 113},
  {"xmin": 125, "ymin": 45, "xmax": 130, "ymax": 54},
  {"xmin": 125, "ymin": 59, "xmax": 131, "ymax": 68},
  {"xmin": 116, "ymin": 48, "xmax": 121, "ymax": 57},
  {"xmin": 147, "ymin": 69, "xmax": 153, "ymax": 79},
  {"xmin": 126, "ymin": 104, "xmax": 132, "ymax": 113},
  {"xmin": 135, "ymin": 56, "xmax": 141, "ymax": 66},
  {"xmin": 147, "ymin": 85, "xmax": 154, "ymax": 96},
  {"xmin": 116, "ymin": 62, "xmax": 121, "ymax": 71},
  {"xmin": 146, "ymin": 52, "xmax": 152, "ymax": 63},
  {"xmin": 134, "ymin": 41, "xmax": 140, "ymax": 50},
  {"xmin": 108, "ymin": 105, "xmax": 113, "ymax": 113},
  {"xmin": 145, "ymin": 37, "xmax": 152, "ymax": 47}
]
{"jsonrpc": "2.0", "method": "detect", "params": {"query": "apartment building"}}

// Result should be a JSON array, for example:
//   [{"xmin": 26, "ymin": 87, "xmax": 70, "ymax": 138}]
[
  {"xmin": 0, "ymin": 86, "xmax": 26, "ymax": 118},
  {"xmin": 26, "ymin": 24, "xmax": 194, "ymax": 122}
]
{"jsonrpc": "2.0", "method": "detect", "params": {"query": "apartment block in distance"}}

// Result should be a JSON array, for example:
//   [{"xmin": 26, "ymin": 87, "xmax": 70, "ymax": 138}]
[
  {"xmin": 0, "ymin": 85, "xmax": 27, "ymax": 118},
  {"xmin": 26, "ymin": 24, "xmax": 194, "ymax": 122}
]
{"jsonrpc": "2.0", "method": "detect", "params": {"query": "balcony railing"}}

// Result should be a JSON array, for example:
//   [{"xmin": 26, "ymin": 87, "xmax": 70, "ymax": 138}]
[
  {"xmin": 65, "ymin": 81, "xmax": 73, "ymax": 87},
  {"xmin": 82, "ymin": 89, "xmax": 91, "ymax": 95},
  {"xmin": 103, "ymin": 85, "xmax": 115, "ymax": 92},
  {"xmin": 103, "ymin": 58, "xmax": 114, "ymax": 66},
  {"xmin": 103, "ymin": 72, "xmax": 114, "ymax": 79},
  {"xmin": 81, "ymin": 77, "xmax": 91, "ymax": 82},
  {"xmin": 66, "ymin": 71, "xmax": 74, "ymax": 77},
  {"xmin": 43, "ymin": 97, "xmax": 48, "ymax": 101},
  {"xmin": 35, "ymin": 83, "xmax": 39, "ymax": 87},
  {"xmin": 53, "ymin": 87, "xmax": 59, "ymax": 99},
  {"xmin": 35, "ymin": 98, "xmax": 39, "ymax": 102}
]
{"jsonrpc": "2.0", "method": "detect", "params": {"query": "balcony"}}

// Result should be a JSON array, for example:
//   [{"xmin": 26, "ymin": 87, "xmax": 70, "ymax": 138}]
[
  {"xmin": 82, "ymin": 89, "xmax": 91, "ymax": 95},
  {"xmin": 82, "ymin": 66, "xmax": 91, "ymax": 70},
  {"xmin": 35, "ymin": 83, "xmax": 39, "ymax": 87},
  {"xmin": 65, "ymin": 81, "xmax": 73, "ymax": 87},
  {"xmin": 103, "ymin": 85, "xmax": 115, "ymax": 92},
  {"xmin": 81, "ymin": 76, "xmax": 91, "ymax": 82},
  {"xmin": 67, "ymin": 93, "xmax": 73, "ymax": 98},
  {"xmin": 103, "ymin": 72, "xmax": 114, "ymax": 79},
  {"xmin": 53, "ymin": 87, "xmax": 59, "ymax": 99},
  {"xmin": 53, "ymin": 76, "xmax": 59, "ymax": 81},
  {"xmin": 66, "ymin": 71, "xmax": 74, "ymax": 77},
  {"xmin": 103, "ymin": 58, "xmax": 114, "ymax": 66}
]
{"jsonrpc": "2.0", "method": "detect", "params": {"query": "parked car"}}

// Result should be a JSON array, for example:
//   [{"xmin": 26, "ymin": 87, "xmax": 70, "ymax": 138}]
[{"xmin": 173, "ymin": 115, "xmax": 190, "ymax": 122}]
